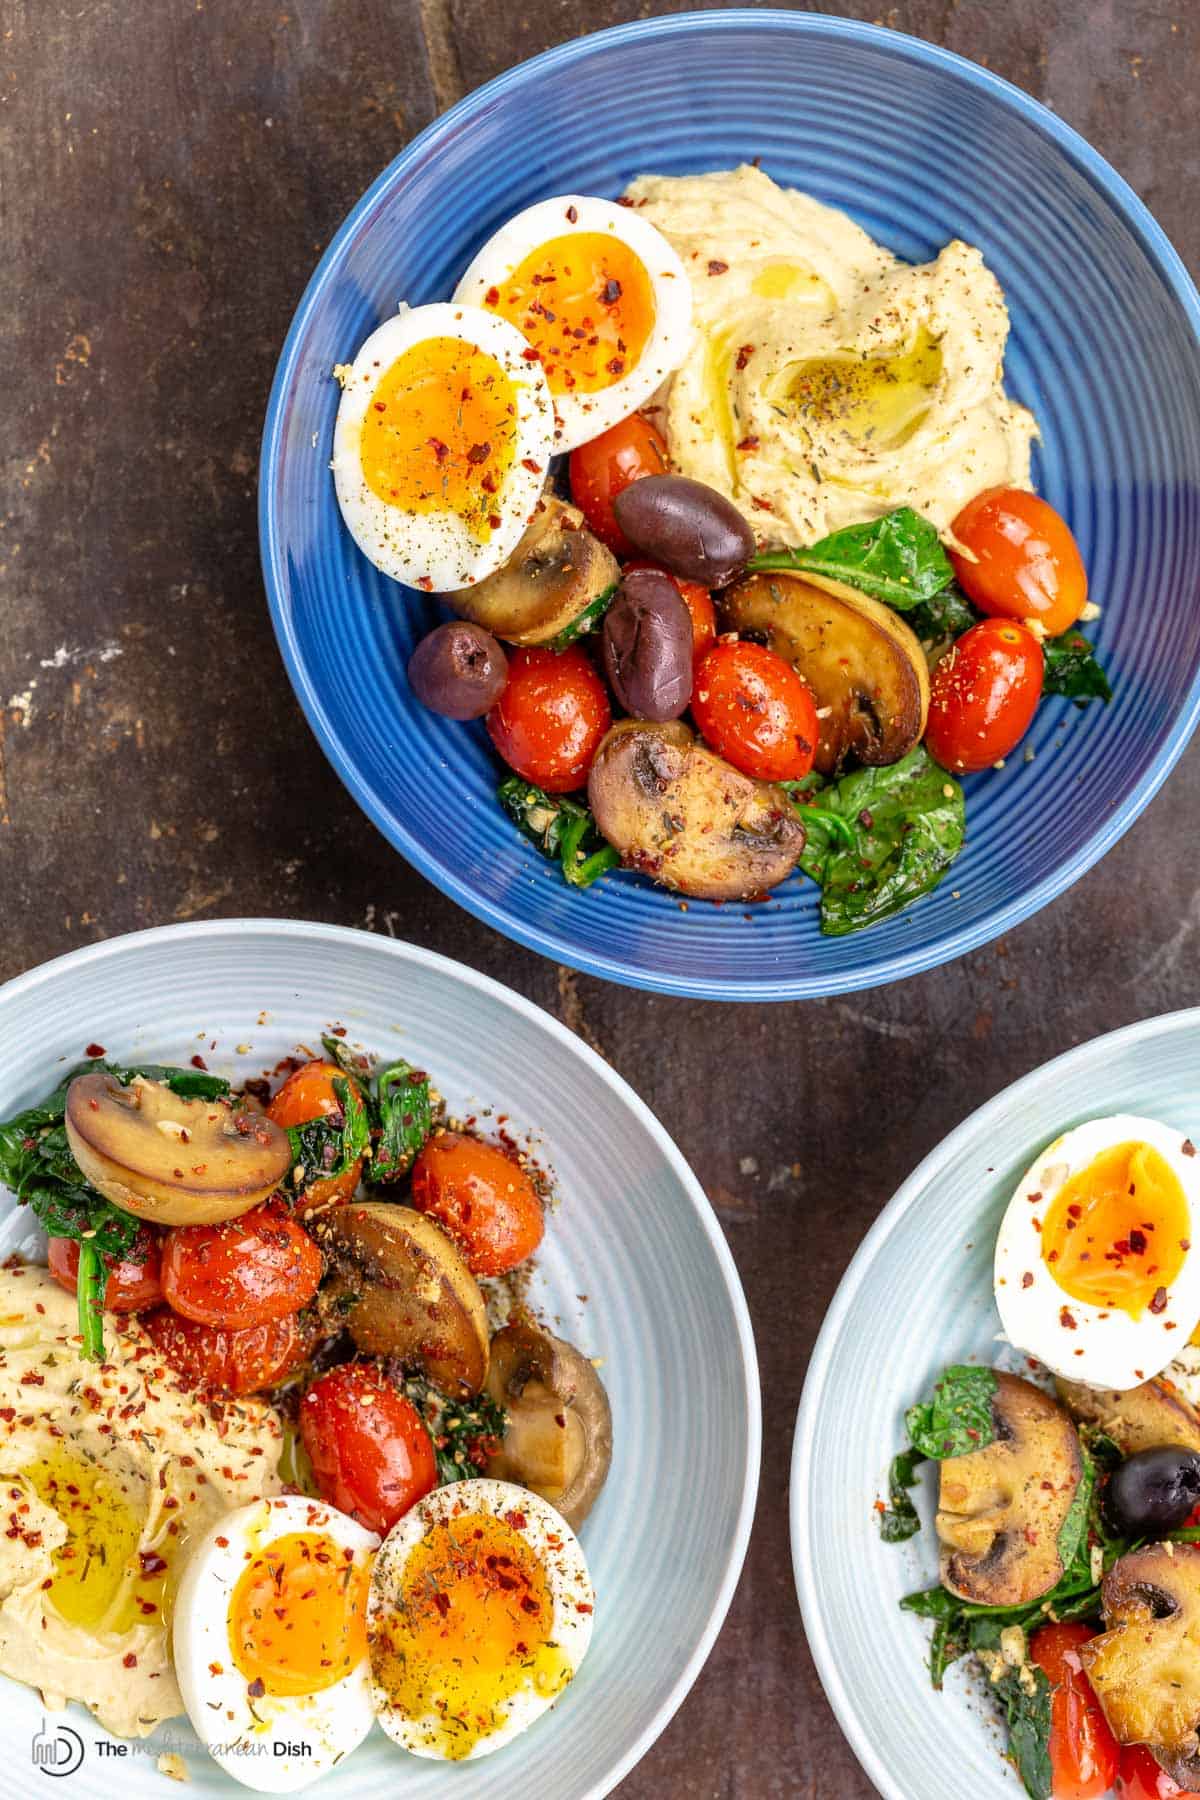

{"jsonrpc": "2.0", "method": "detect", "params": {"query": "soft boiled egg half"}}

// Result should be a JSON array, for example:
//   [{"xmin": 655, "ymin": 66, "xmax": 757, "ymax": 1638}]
[
  {"xmin": 994, "ymin": 1114, "xmax": 1200, "ymax": 1390},
  {"xmin": 368, "ymin": 1477, "xmax": 594, "ymax": 1761},
  {"xmin": 173, "ymin": 1495, "xmax": 379, "ymax": 1792},
  {"xmin": 454, "ymin": 194, "xmax": 692, "ymax": 451},
  {"xmin": 333, "ymin": 301, "xmax": 554, "ymax": 591}
]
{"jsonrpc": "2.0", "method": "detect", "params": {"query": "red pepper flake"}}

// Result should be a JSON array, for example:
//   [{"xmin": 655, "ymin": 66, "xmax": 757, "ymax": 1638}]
[
  {"xmin": 1129, "ymin": 1228, "xmax": 1148, "ymax": 1255},
  {"xmin": 1184, "ymin": 1139, "xmax": 1197, "ymax": 1157},
  {"xmin": 466, "ymin": 442, "xmax": 491, "ymax": 465},
  {"xmin": 1059, "ymin": 1307, "xmax": 1077, "ymax": 1329},
  {"xmin": 190, "ymin": 1054, "xmax": 208, "ymax": 1070},
  {"xmin": 85, "ymin": 1043, "xmax": 106, "ymax": 1058},
  {"xmin": 123, "ymin": 1652, "xmax": 138, "ymax": 1669},
  {"xmin": 432, "ymin": 1592, "xmax": 451, "ymax": 1617},
  {"xmin": 606, "ymin": 356, "xmax": 625, "ymax": 376},
  {"xmin": 736, "ymin": 436, "xmax": 760, "ymax": 452},
  {"xmin": 601, "ymin": 278, "xmax": 622, "ymax": 304},
  {"xmin": 566, "ymin": 205, "xmax": 578, "ymax": 223},
  {"xmin": 735, "ymin": 345, "xmax": 754, "ymax": 371},
  {"xmin": 707, "ymin": 259, "xmax": 729, "ymax": 276},
  {"xmin": 1149, "ymin": 1287, "xmax": 1169, "ymax": 1314},
  {"xmin": 416, "ymin": 576, "xmax": 434, "ymax": 592},
  {"xmin": 521, "ymin": 347, "xmax": 541, "ymax": 363},
  {"xmin": 139, "ymin": 1550, "xmax": 168, "ymax": 1576},
  {"xmin": 247, "ymin": 1678, "xmax": 265, "ymax": 1698},
  {"xmin": 488, "ymin": 514, "xmax": 502, "ymax": 531},
  {"xmin": 19, "ymin": 1371, "xmax": 44, "ymax": 1386},
  {"xmin": 484, "ymin": 285, "xmax": 500, "ymax": 306},
  {"xmin": 1022, "ymin": 1272, "xmax": 1034, "ymax": 1288},
  {"xmin": 751, "ymin": 496, "xmax": 775, "ymax": 513},
  {"xmin": 504, "ymin": 1510, "xmax": 527, "ymax": 1531},
  {"xmin": 427, "ymin": 437, "xmax": 448, "ymax": 463},
  {"xmin": 576, "ymin": 1602, "xmax": 594, "ymax": 1613},
  {"xmin": 520, "ymin": 458, "xmax": 542, "ymax": 475}
]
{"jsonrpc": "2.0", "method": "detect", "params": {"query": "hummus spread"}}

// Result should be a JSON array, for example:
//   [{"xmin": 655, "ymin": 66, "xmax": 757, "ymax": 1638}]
[
  {"xmin": 0, "ymin": 1263, "xmax": 283, "ymax": 1736},
  {"xmin": 625, "ymin": 164, "xmax": 1038, "ymax": 544}
]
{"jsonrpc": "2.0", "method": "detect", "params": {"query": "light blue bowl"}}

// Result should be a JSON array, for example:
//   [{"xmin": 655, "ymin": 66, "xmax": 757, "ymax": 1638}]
[
  {"xmin": 0, "ymin": 920, "xmax": 759, "ymax": 1799},
  {"xmin": 792, "ymin": 1009, "xmax": 1200, "ymax": 1799},
  {"xmin": 261, "ymin": 11, "xmax": 1200, "ymax": 999}
]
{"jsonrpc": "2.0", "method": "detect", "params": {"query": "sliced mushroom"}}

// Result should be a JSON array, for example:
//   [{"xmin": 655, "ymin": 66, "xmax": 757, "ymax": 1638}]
[
  {"xmin": 484, "ymin": 1322, "xmax": 612, "ymax": 1529},
  {"xmin": 1057, "ymin": 1374, "xmax": 1200, "ymax": 1457},
  {"xmin": 317, "ymin": 1202, "xmax": 488, "ymax": 1397},
  {"xmin": 719, "ymin": 571, "xmax": 929, "ymax": 775},
  {"xmin": 935, "ymin": 1371, "xmax": 1084, "ymax": 1607},
  {"xmin": 1081, "ymin": 1543, "xmax": 1200, "ymax": 1786},
  {"xmin": 64, "ymin": 1073, "xmax": 292, "ymax": 1227},
  {"xmin": 587, "ymin": 719, "xmax": 805, "ymax": 901},
  {"xmin": 446, "ymin": 493, "xmax": 619, "ymax": 646}
]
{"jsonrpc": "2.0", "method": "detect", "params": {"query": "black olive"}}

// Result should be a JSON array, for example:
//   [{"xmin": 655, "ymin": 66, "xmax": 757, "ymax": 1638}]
[
  {"xmin": 1105, "ymin": 1446, "xmax": 1200, "ymax": 1537},
  {"xmin": 601, "ymin": 569, "xmax": 693, "ymax": 722},
  {"xmin": 408, "ymin": 622, "xmax": 508, "ymax": 720},
  {"xmin": 612, "ymin": 474, "xmax": 755, "ymax": 589}
]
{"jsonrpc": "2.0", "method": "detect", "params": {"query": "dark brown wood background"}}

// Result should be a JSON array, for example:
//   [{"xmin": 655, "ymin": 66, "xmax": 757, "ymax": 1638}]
[{"xmin": 1, "ymin": 3, "xmax": 1197, "ymax": 1794}]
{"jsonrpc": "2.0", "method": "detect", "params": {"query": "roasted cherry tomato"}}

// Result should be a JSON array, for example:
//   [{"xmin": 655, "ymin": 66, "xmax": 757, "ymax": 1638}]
[
  {"xmin": 1029, "ymin": 1622, "xmax": 1120, "ymax": 1800},
  {"xmin": 568, "ymin": 413, "xmax": 669, "ymax": 556},
  {"xmin": 487, "ymin": 645, "xmax": 612, "ymax": 792},
  {"xmin": 160, "ymin": 1202, "xmax": 323, "ymax": 1329},
  {"xmin": 48, "ymin": 1226, "xmax": 163, "ymax": 1313},
  {"xmin": 300, "ymin": 1363, "xmax": 437, "ymax": 1536},
  {"xmin": 625, "ymin": 559, "xmax": 717, "ymax": 665},
  {"xmin": 924, "ymin": 618, "xmax": 1044, "ymax": 773},
  {"xmin": 142, "ymin": 1306, "xmax": 302, "ymax": 1396},
  {"xmin": 410, "ymin": 1130, "xmax": 544, "ymax": 1276},
  {"xmin": 267, "ymin": 1058, "xmax": 364, "ymax": 1209},
  {"xmin": 1116, "ymin": 1744, "xmax": 1200, "ymax": 1798},
  {"xmin": 950, "ymin": 486, "xmax": 1088, "ymax": 636},
  {"xmin": 691, "ymin": 639, "xmax": 819, "ymax": 783}
]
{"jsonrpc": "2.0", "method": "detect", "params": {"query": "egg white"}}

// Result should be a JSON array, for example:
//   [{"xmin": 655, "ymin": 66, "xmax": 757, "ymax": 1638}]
[
  {"xmin": 332, "ymin": 302, "xmax": 553, "ymax": 591},
  {"xmin": 994, "ymin": 1114, "xmax": 1200, "ymax": 1391},
  {"xmin": 173, "ymin": 1495, "xmax": 379, "ymax": 1794},
  {"xmin": 453, "ymin": 194, "xmax": 692, "ymax": 451},
  {"xmin": 368, "ymin": 1477, "xmax": 594, "ymax": 1761}
]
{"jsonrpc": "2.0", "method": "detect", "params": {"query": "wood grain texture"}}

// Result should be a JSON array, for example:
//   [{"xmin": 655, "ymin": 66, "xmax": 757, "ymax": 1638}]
[{"xmin": 1, "ymin": 3, "xmax": 1197, "ymax": 1795}]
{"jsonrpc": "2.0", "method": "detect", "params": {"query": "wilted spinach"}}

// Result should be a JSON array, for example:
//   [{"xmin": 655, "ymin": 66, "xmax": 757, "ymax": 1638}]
[
  {"xmin": 498, "ymin": 777, "xmax": 620, "ymax": 889},
  {"xmin": 906, "ymin": 1365, "xmax": 998, "ymax": 1461},
  {"xmin": 749, "ymin": 506, "xmax": 955, "ymax": 609},
  {"xmin": 1042, "ymin": 630, "xmax": 1112, "ymax": 703}
]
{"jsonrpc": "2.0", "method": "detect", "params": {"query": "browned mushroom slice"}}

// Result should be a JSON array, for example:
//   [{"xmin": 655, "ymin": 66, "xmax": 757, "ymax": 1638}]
[
  {"xmin": 446, "ymin": 494, "xmax": 619, "ymax": 646},
  {"xmin": 64, "ymin": 1073, "xmax": 292, "ymax": 1227},
  {"xmin": 935, "ymin": 1371, "xmax": 1084, "ymax": 1607},
  {"xmin": 1081, "ymin": 1543, "xmax": 1200, "ymax": 1787},
  {"xmin": 1057, "ymin": 1374, "xmax": 1200, "ymax": 1456},
  {"xmin": 484, "ymin": 1322, "xmax": 612, "ymax": 1529},
  {"xmin": 317, "ymin": 1202, "xmax": 488, "ymax": 1397}
]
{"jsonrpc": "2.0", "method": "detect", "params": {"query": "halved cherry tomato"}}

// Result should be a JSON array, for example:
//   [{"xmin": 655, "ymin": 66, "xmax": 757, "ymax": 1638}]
[
  {"xmin": 300, "ymin": 1362, "xmax": 437, "ymax": 1536},
  {"xmin": 924, "ymin": 618, "xmax": 1044, "ymax": 773},
  {"xmin": 160, "ymin": 1202, "xmax": 323, "ymax": 1328},
  {"xmin": 141, "ymin": 1306, "xmax": 302, "ymax": 1395},
  {"xmin": 568, "ymin": 413, "xmax": 669, "ymax": 556},
  {"xmin": 625, "ymin": 559, "xmax": 716, "ymax": 666},
  {"xmin": 48, "ymin": 1226, "xmax": 163, "ymax": 1313},
  {"xmin": 691, "ymin": 639, "xmax": 818, "ymax": 783},
  {"xmin": 950, "ymin": 487, "xmax": 1088, "ymax": 636},
  {"xmin": 410, "ymin": 1130, "xmax": 544, "ymax": 1276},
  {"xmin": 487, "ymin": 644, "xmax": 612, "ymax": 792},
  {"xmin": 1029, "ymin": 1622, "xmax": 1120, "ymax": 1800},
  {"xmin": 1116, "ymin": 1743, "xmax": 1200, "ymax": 1798},
  {"xmin": 267, "ymin": 1058, "xmax": 364, "ymax": 1209}
]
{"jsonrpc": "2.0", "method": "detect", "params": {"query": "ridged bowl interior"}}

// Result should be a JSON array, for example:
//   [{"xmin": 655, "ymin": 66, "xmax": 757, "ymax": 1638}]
[
  {"xmin": 261, "ymin": 10, "xmax": 1200, "ymax": 999},
  {"xmin": 0, "ymin": 920, "xmax": 759, "ymax": 1800},
  {"xmin": 791, "ymin": 1008, "xmax": 1200, "ymax": 1799}
]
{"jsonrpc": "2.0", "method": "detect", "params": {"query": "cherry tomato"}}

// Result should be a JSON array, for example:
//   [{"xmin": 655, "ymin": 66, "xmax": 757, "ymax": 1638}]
[
  {"xmin": 48, "ymin": 1227, "xmax": 163, "ymax": 1313},
  {"xmin": 160, "ymin": 1202, "xmax": 322, "ymax": 1329},
  {"xmin": 691, "ymin": 639, "xmax": 819, "ymax": 783},
  {"xmin": 625, "ymin": 559, "xmax": 716, "ymax": 666},
  {"xmin": 300, "ymin": 1363, "xmax": 437, "ymax": 1536},
  {"xmin": 410, "ymin": 1131, "xmax": 544, "ymax": 1276},
  {"xmin": 924, "ymin": 618, "xmax": 1044, "ymax": 773},
  {"xmin": 487, "ymin": 645, "xmax": 612, "ymax": 792},
  {"xmin": 267, "ymin": 1058, "xmax": 364, "ymax": 1209},
  {"xmin": 1116, "ymin": 1744, "xmax": 1200, "ymax": 1798},
  {"xmin": 950, "ymin": 487, "xmax": 1088, "ymax": 636},
  {"xmin": 568, "ymin": 414, "xmax": 669, "ymax": 556},
  {"xmin": 1029, "ymin": 1622, "xmax": 1120, "ymax": 1800},
  {"xmin": 142, "ymin": 1306, "xmax": 302, "ymax": 1396}
]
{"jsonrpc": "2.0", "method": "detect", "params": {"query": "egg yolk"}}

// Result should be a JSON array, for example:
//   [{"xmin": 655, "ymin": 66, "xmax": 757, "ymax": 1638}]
[
  {"xmin": 359, "ymin": 336, "xmax": 518, "ymax": 540},
  {"xmin": 483, "ymin": 232, "xmax": 655, "ymax": 396},
  {"xmin": 229, "ymin": 1531, "xmax": 369, "ymax": 1698},
  {"xmin": 1041, "ymin": 1141, "xmax": 1189, "ymax": 1316},
  {"xmin": 370, "ymin": 1509, "xmax": 573, "ymax": 1759}
]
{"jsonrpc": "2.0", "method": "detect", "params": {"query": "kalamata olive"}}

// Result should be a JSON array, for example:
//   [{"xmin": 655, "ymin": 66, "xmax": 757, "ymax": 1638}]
[
  {"xmin": 612, "ymin": 474, "xmax": 755, "ymax": 589},
  {"xmin": 408, "ymin": 621, "xmax": 508, "ymax": 720},
  {"xmin": 601, "ymin": 568, "xmax": 693, "ymax": 722},
  {"xmin": 1104, "ymin": 1446, "xmax": 1200, "ymax": 1537}
]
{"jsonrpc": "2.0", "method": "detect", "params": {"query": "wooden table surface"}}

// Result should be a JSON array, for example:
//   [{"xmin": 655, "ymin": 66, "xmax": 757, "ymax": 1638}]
[{"xmin": 2, "ymin": 3, "xmax": 1197, "ymax": 1795}]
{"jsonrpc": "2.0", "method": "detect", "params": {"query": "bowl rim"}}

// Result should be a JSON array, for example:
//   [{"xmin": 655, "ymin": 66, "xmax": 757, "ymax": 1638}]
[
  {"xmin": 0, "ymin": 916, "xmax": 762, "ymax": 1800},
  {"xmin": 789, "ymin": 1004, "xmax": 1200, "ymax": 1800},
  {"xmin": 259, "ymin": 7, "xmax": 1200, "ymax": 1002}
]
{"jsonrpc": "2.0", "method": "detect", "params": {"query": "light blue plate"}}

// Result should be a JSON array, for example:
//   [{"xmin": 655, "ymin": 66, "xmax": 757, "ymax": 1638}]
[
  {"xmin": 792, "ymin": 1009, "xmax": 1200, "ymax": 1800},
  {"xmin": 0, "ymin": 921, "xmax": 759, "ymax": 1799},
  {"xmin": 260, "ymin": 10, "xmax": 1200, "ymax": 999}
]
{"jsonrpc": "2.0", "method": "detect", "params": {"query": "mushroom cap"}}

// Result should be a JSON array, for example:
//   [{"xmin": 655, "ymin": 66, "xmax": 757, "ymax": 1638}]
[
  {"xmin": 1057, "ymin": 1374, "xmax": 1200, "ymax": 1457},
  {"xmin": 484, "ymin": 1321, "xmax": 612, "ymax": 1529},
  {"xmin": 1082, "ymin": 1542, "xmax": 1200, "ymax": 1783}
]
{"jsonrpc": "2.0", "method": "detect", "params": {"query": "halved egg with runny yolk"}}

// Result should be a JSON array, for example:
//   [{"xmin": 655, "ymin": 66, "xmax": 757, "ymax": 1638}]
[
  {"xmin": 454, "ymin": 195, "xmax": 692, "ymax": 451},
  {"xmin": 229, "ymin": 1530, "xmax": 370, "ymax": 1698},
  {"xmin": 994, "ymin": 1114, "xmax": 1200, "ymax": 1390}
]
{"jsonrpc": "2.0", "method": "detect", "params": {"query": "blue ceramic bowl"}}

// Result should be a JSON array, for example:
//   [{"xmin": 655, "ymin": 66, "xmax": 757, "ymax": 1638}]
[{"xmin": 260, "ymin": 11, "xmax": 1200, "ymax": 1000}]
